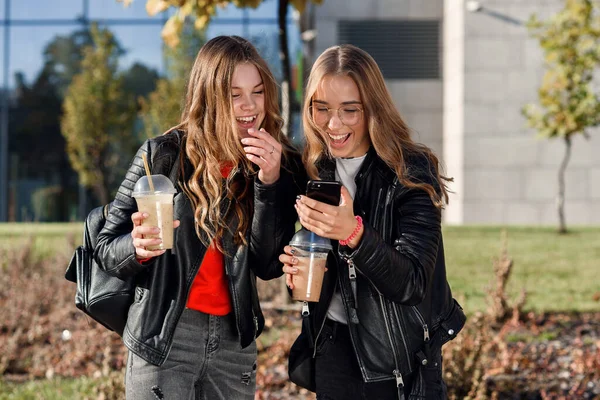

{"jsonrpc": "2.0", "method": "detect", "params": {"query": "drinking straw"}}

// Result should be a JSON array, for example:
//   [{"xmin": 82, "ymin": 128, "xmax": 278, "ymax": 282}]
[{"xmin": 141, "ymin": 153, "xmax": 155, "ymax": 193}]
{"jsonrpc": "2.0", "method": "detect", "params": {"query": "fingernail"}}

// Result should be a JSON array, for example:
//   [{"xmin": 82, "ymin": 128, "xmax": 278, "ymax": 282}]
[
  {"xmin": 143, "ymin": 213, "xmax": 149, "ymax": 217},
  {"xmin": 290, "ymin": 248, "xmax": 296, "ymax": 255},
  {"xmin": 248, "ymin": 128, "xmax": 255, "ymax": 133},
  {"xmin": 291, "ymin": 268, "xmax": 298, "ymax": 273},
  {"xmin": 296, "ymin": 195, "xmax": 301, "ymax": 200},
  {"xmin": 292, "ymin": 258, "xmax": 298, "ymax": 264},
  {"xmin": 241, "ymin": 138, "xmax": 249, "ymax": 144}
]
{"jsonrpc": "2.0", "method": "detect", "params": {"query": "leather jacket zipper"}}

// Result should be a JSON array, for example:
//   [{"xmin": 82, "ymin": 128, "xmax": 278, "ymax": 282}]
[
  {"xmin": 344, "ymin": 251, "xmax": 406, "ymax": 392},
  {"xmin": 301, "ymin": 301, "xmax": 310, "ymax": 317},
  {"xmin": 164, "ymin": 253, "xmax": 204, "ymax": 362},
  {"xmin": 347, "ymin": 259, "xmax": 359, "ymax": 323},
  {"xmin": 411, "ymin": 306, "xmax": 430, "ymax": 342},
  {"xmin": 337, "ymin": 179, "xmax": 409, "ymax": 395},
  {"xmin": 248, "ymin": 270, "xmax": 260, "ymax": 339},
  {"xmin": 378, "ymin": 294, "xmax": 404, "ymax": 393},
  {"xmin": 372, "ymin": 188, "xmax": 383, "ymax": 227},
  {"xmin": 312, "ymin": 292, "xmax": 331, "ymax": 358},
  {"xmin": 252, "ymin": 309, "xmax": 259, "ymax": 338},
  {"xmin": 391, "ymin": 303, "xmax": 414, "ymax": 364}
]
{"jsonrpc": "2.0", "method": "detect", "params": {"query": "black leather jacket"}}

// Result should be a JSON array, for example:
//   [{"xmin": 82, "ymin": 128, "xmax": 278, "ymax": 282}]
[
  {"xmin": 94, "ymin": 131, "xmax": 302, "ymax": 366},
  {"xmin": 303, "ymin": 147, "xmax": 465, "ymax": 390}
]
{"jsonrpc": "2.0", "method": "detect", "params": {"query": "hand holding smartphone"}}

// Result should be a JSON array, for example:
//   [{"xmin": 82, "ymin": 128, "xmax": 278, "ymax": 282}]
[{"xmin": 306, "ymin": 180, "xmax": 342, "ymax": 206}]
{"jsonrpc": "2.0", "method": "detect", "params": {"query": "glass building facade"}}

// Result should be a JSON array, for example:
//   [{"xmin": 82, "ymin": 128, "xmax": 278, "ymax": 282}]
[{"xmin": 0, "ymin": 0, "xmax": 302, "ymax": 222}]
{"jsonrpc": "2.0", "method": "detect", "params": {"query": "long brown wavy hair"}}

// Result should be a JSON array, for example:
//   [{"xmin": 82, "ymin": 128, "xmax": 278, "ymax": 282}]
[
  {"xmin": 172, "ymin": 35, "xmax": 292, "ymax": 249},
  {"xmin": 302, "ymin": 44, "xmax": 450, "ymax": 208}
]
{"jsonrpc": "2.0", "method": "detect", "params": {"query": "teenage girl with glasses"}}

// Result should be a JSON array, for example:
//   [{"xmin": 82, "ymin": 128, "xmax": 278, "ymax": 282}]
[{"xmin": 280, "ymin": 44, "xmax": 465, "ymax": 400}]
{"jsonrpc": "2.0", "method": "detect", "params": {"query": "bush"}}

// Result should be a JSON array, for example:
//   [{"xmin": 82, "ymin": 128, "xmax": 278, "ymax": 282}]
[
  {"xmin": 1, "ymin": 232, "xmax": 598, "ymax": 399},
  {"xmin": 31, "ymin": 186, "xmax": 63, "ymax": 222}
]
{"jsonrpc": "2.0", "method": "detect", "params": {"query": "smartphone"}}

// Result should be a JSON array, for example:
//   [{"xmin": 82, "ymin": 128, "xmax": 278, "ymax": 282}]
[{"xmin": 306, "ymin": 180, "xmax": 342, "ymax": 206}]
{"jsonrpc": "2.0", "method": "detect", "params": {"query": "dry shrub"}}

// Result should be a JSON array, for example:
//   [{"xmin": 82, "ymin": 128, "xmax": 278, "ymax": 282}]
[
  {"xmin": 0, "ymin": 238, "xmax": 126, "ymax": 381},
  {"xmin": 443, "ymin": 230, "xmax": 528, "ymax": 399},
  {"xmin": 486, "ymin": 230, "xmax": 527, "ymax": 327},
  {"xmin": 3, "ymin": 231, "xmax": 597, "ymax": 399}
]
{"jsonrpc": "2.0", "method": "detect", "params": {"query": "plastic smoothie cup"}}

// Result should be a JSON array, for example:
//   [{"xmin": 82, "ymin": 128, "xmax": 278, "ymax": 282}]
[
  {"xmin": 289, "ymin": 228, "xmax": 332, "ymax": 302},
  {"xmin": 132, "ymin": 175, "xmax": 177, "ymax": 250}
]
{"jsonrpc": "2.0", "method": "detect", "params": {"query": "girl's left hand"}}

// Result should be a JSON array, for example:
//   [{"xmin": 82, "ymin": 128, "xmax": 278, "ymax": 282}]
[
  {"xmin": 295, "ymin": 186, "xmax": 358, "ymax": 241},
  {"xmin": 241, "ymin": 128, "xmax": 282, "ymax": 185}
]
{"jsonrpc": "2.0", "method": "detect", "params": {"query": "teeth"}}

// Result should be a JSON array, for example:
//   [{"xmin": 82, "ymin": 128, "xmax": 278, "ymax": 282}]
[
  {"xmin": 328, "ymin": 133, "xmax": 349, "ymax": 141},
  {"xmin": 237, "ymin": 116, "xmax": 256, "ymax": 123}
]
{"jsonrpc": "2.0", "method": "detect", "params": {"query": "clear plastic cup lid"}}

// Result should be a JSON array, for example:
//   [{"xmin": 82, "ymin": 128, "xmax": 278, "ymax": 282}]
[
  {"xmin": 132, "ymin": 175, "xmax": 176, "ymax": 197},
  {"xmin": 289, "ymin": 228, "xmax": 333, "ymax": 252}
]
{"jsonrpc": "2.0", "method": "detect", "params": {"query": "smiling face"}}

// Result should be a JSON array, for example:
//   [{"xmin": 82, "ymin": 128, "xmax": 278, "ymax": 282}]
[
  {"xmin": 232, "ymin": 62, "xmax": 265, "ymax": 139},
  {"xmin": 312, "ymin": 74, "xmax": 370, "ymax": 158}
]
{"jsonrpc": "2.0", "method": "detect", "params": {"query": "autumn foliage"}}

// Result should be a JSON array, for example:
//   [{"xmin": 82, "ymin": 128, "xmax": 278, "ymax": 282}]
[{"xmin": 0, "ymin": 236, "xmax": 599, "ymax": 399}]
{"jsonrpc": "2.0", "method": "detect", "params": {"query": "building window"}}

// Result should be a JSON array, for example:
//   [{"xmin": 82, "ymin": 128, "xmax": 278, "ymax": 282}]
[{"xmin": 337, "ymin": 20, "xmax": 440, "ymax": 80}]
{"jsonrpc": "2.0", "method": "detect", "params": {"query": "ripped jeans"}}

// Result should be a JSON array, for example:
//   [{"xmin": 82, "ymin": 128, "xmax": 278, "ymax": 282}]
[{"xmin": 125, "ymin": 308, "xmax": 257, "ymax": 400}]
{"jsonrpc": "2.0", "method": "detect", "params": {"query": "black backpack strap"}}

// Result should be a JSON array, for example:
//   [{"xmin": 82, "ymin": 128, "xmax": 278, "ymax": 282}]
[
  {"xmin": 167, "ymin": 149, "xmax": 181, "ymax": 186},
  {"xmin": 155, "ymin": 130, "xmax": 183, "ymax": 188}
]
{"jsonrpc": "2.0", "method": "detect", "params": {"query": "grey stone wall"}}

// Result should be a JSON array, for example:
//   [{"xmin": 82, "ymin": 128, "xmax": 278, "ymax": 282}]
[
  {"xmin": 455, "ymin": 0, "xmax": 600, "ymax": 225},
  {"xmin": 443, "ymin": 0, "xmax": 465, "ymax": 223},
  {"xmin": 313, "ymin": 0, "xmax": 600, "ymax": 225},
  {"xmin": 313, "ymin": 0, "xmax": 445, "ymax": 165}
]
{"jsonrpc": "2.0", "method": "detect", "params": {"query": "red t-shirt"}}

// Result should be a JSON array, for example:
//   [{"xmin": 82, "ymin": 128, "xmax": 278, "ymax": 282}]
[{"xmin": 186, "ymin": 163, "xmax": 234, "ymax": 315}]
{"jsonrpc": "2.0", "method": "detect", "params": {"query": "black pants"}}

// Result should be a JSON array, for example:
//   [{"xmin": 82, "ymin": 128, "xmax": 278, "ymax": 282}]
[{"xmin": 314, "ymin": 319, "xmax": 413, "ymax": 400}]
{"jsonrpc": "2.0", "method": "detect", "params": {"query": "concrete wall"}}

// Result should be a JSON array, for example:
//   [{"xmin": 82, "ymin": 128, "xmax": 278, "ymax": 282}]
[
  {"xmin": 443, "ymin": 0, "xmax": 465, "ymax": 224},
  {"xmin": 313, "ymin": 0, "xmax": 445, "ymax": 160},
  {"xmin": 313, "ymin": 0, "xmax": 600, "ymax": 225},
  {"xmin": 453, "ymin": 0, "xmax": 600, "ymax": 224}
]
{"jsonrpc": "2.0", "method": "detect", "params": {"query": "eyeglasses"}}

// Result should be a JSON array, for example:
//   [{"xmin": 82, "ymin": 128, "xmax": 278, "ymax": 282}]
[{"xmin": 310, "ymin": 105, "xmax": 364, "ymax": 126}]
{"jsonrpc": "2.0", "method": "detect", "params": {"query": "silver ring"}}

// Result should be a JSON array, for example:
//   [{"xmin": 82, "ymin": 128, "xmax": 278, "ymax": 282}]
[{"xmin": 270, "ymin": 145, "xmax": 275, "ymax": 154}]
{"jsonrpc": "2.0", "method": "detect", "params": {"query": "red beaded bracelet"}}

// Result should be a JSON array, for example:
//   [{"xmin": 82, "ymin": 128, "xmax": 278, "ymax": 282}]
[{"xmin": 339, "ymin": 215, "xmax": 363, "ymax": 246}]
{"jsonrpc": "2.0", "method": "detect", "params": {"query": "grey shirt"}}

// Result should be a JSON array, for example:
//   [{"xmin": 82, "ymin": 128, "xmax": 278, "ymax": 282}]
[{"xmin": 326, "ymin": 153, "xmax": 367, "ymax": 324}]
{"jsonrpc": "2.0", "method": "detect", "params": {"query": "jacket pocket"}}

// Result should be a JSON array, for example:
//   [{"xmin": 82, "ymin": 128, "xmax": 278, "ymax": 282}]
[
  {"xmin": 392, "ymin": 303, "xmax": 427, "ymax": 354},
  {"xmin": 408, "ymin": 330, "xmax": 447, "ymax": 400}
]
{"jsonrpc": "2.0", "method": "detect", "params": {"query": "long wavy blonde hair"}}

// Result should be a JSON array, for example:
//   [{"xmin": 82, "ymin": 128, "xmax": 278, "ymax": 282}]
[
  {"xmin": 172, "ymin": 35, "xmax": 291, "ymax": 249},
  {"xmin": 302, "ymin": 44, "xmax": 450, "ymax": 208}
]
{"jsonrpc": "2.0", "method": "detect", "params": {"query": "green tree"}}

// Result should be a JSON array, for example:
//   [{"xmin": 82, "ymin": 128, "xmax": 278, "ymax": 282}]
[
  {"xmin": 61, "ymin": 25, "xmax": 137, "ymax": 205},
  {"xmin": 139, "ymin": 25, "xmax": 206, "ymax": 139},
  {"xmin": 122, "ymin": 62, "xmax": 160, "ymax": 100},
  {"xmin": 40, "ymin": 29, "xmax": 95, "ymax": 98},
  {"xmin": 522, "ymin": 0, "xmax": 600, "ymax": 234},
  {"xmin": 10, "ymin": 70, "xmax": 73, "ymax": 221},
  {"xmin": 118, "ymin": 0, "xmax": 322, "ymax": 136}
]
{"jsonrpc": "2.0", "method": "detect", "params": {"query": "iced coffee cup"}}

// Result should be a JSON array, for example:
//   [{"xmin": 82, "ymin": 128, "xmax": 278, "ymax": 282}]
[
  {"xmin": 289, "ymin": 228, "xmax": 332, "ymax": 302},
  {"xmin": 132, "ymin": 175, "xmax": 177, "ymax": 250}
]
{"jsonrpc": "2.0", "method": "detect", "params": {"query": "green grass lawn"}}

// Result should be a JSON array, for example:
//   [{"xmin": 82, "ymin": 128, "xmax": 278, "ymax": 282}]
[
  {"xmin": 0, "ymin": 223, "xmax": 598, "ymax": 398},
  {"xmin": 0, "ymin": 223, "xmax": 82, "ymax": 260},
  {"xmin": 443, "ymin": 226, "xmax": 600, "ymax": 314},
  {"xmin": 0, "ymin": 377, "xmax": 98, "ymax": 400},
  {"xmin": 0, "ymin": 223, "xmax": 598, "ymax": 314}
]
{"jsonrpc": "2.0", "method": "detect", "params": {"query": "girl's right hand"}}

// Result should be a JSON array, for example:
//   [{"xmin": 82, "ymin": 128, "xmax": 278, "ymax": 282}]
[
  {"xmin": 131, "ymin": 212, "xmax": 180, "ymax": 260},
  {"xmin": 279, "ymin": 245, "xmax": 299, "ymax": 289}
]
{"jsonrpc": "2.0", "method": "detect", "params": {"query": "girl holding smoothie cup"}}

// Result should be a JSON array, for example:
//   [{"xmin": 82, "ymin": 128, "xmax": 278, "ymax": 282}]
[
  {"xmin": 279, "ymin": 44, "xmax": 465, "ymax": 399},
  {"xmin": 95, "ymin": 36, "xmax": 303, "ymax": 399}
]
